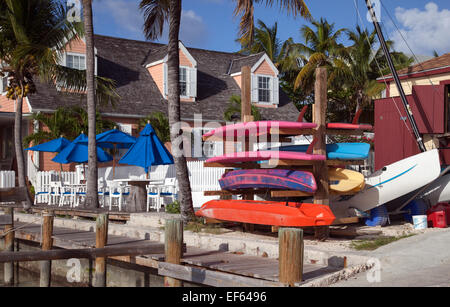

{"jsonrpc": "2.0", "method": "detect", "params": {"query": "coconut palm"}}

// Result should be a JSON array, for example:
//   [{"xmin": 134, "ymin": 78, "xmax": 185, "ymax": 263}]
[
  {"xmin": 81, "ymin": 0, "xmax": 99, "ymax": 209},
  {"xmin": 294, "ymin": 18, "xmax": 346, "ymax": 93},
  {"xmin": 234, "ymin": 0, "xmax": 311, "ymax": 44},
  {"xmin": 223, "ymin": 95, "xmax": 262, "ymax": 122},
  {"xmin": 139, "ymin": 0, "xmax": 311, "ymax": 222},
  {"xmin": 0, "ymin": 0, "xmax": 118, "ymax": 209}
]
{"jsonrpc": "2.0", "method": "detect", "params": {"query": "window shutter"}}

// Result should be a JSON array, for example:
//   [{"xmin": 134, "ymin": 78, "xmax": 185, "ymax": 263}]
[
  {"xmin": 251, "ymin": 74, "xmax": 258, "ymax": 102},
  {"xmin": 163, "ymin": 63, "xmax": 168, "ymax": 97},
  {"xmin": 272, "ymin": 77, "xmax": 279, "ymax": 105},
  {"xmin": 189, "ymin": 68, "xmax": 197, "ymax": 98}
]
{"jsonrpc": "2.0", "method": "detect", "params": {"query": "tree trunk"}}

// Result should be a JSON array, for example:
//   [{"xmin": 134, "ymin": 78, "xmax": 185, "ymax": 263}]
[
  {"xmin": 14, "ymin": 90, "xmax": 32, "ymax": 210},
  {"xmin": 167, "ymin": 0, "xmax": 195, "ymax": 222},
  {"xmin": 83, "ymin": 0, "xmax": 99, "ymax": 208}
]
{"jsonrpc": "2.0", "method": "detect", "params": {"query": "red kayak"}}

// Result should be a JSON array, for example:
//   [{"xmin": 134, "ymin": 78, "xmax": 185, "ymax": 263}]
[{"xmin": 195, "ymin": 200, "xmax": 335, "ymax": 227}]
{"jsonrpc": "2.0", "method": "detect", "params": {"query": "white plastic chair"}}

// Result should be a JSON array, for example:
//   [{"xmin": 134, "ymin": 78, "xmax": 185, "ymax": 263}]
[
  {"xmin": 159, "ymin": 178, "xmax": 178, "ymax": 206},
  {"xmin": 146, "ymin": 184, "xmax": 161, "ymax": 212},
  {"xmin": 107, "ymin": 181, "xmax": 130, "ymax": 211}
]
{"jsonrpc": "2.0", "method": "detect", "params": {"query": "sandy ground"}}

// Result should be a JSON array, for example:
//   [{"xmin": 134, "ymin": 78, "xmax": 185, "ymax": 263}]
[{"xmin": 215, "ymin": 220, "xmax": 448, "ymax": 253}]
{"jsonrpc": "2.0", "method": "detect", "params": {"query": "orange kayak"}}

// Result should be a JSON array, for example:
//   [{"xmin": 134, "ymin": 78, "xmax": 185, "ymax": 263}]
[{"xmin": 195, "ymin": 200, "xmax": 335, "ymax": 227}]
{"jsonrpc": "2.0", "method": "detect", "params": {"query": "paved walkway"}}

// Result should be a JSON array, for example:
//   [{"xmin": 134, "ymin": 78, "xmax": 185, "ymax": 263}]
[{"xmin": 332, "ymin": 228, "xmax": 450, "ymax": 287}]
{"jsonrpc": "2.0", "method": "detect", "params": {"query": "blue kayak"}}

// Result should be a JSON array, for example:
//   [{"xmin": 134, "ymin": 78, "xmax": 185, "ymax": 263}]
[{"xmin": 271, "ymin": 143, "xmax": 370, "ymax": 160}]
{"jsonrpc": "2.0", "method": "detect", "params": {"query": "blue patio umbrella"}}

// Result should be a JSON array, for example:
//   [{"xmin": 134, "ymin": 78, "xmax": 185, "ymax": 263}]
[
  {"xmin": 25, "ymin": 137, "xmax": 71, "ymax": 153},
  {"xmin": 25, "ymin": 137, "xmax": 71, "ymax": 173},
  {"xmin": 119, "ymin": 123, "xmax": 174, "ymax": 176},
  {"xmin": 95, "ymin": 128, "xmax": 136, "ymax": 149},
  {"xmin": 95, "ymin": 128, "xmax": 137, "ymax": 178},
  {"xmin": 52, "ymin": 133, "xmax": 113, "ymax": 164}
]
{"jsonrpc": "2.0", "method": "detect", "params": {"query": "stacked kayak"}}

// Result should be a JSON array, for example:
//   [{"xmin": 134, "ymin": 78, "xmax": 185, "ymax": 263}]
[
  {"xmin": 270, "ymin": 143, "xmax": 370, "ymax": 160},
  {"xmin": 196, "ymin": 200, "xmax": 335, "ymax": 227},
  {"xmin": 219, "ymin": 169, "xmax": 317, "ymax": 193},
  {"xmin": 196, "ymin": 119, "xmax": 373, "ymax": 227}
]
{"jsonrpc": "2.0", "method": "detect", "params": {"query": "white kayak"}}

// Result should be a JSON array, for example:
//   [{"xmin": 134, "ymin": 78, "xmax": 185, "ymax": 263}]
[{"xmin": 330, "ymin": 149, "xmax": 441, "ymax": 217}]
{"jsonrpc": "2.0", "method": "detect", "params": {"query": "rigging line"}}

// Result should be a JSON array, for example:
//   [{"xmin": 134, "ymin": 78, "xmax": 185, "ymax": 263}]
[
  {"xmin": 379, "ymin": 0, "xmax": 445, "ymax": 96},
  {"xmin": 352, "ymin": 0, "xmax": 414, "ymax": 137}
]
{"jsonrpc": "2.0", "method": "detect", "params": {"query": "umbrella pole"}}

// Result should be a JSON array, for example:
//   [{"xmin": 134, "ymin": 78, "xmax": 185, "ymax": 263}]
[{"xmin": 113, "ymin": 144, "xmax": 116, "ymax": 179}]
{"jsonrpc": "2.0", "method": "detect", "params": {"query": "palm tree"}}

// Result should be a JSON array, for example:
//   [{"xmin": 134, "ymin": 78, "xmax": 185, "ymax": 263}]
[
  {"xmin": 139, "ymin": 0, "xmax": 311, "ymax": 222},
  {"xmin": 139, "ymin": 111, "xmax": 171, "ymax": 143},
  {"xmin": 294, "ymin": 18, "xmax": 346, "ymax": 93},
  {"xmin": 0, "ymin": 0, "xmax": 118, "ymax": 209},
  {"xmin": 224, "ymin": 95, "xmax": 261, "ymax": 122},
  {"xmin": 24, "ymin": 107, "xmax": 116, "ymax": 147},
  {"xmin": 234, "ymin": 0, "xmax": 311, "ymax": 44},
  {"xmin": 328, "ymin": 26, "xmax": 413, "ymax": 122},
  {"xmin": 81, "ymin": 0, "xmax": 99, "ymax": 209}
]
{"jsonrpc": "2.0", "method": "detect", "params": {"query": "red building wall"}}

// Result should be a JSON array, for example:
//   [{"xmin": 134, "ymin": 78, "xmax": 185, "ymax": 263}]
[{"xmin": 374, "ymin": 84, "xmax": 446, "ymax": 170}]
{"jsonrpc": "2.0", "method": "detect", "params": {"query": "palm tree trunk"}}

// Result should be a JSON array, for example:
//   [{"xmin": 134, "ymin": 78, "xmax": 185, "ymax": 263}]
[
  {"xmin": 83, "ymin": 0, "xmax": 99, "ymax": 208},
  {"xmin": 14, "ymin": 89, "xmax": 32, "ymax": 210},
  {"xmin": 168, "ymin": 0, "xmax": 195, "ymax": 222}
]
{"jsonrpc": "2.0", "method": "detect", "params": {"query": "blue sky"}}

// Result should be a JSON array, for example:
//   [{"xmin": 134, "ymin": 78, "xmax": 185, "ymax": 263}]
[{"xmin": 92, "ymin": 0, "xmax": 450, "ymax": 56}]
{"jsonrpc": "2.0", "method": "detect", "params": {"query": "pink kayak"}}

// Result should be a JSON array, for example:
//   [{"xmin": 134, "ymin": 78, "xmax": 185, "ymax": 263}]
[
  {"xmin": 327, "ymin": 123, "xmax": 373, "ymax": 130},
  {"xmin": 206, "ymin": 150, "xmax": 326, "ymax": 164},
  {"xmin": 203, "ymin": 121, "xmax": 317, "ymax": 138}
]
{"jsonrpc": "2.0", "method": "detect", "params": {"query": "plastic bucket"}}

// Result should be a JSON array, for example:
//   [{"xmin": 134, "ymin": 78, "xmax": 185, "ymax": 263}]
[{"xmin": 412, "ymin": 215, "xmax": 428, "ymax": 230}]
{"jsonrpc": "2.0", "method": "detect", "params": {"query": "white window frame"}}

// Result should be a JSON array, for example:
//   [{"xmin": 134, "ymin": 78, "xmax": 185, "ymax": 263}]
[
  {"xmin": 0, "ymin": 73, "xmax": 9, "ymax": 94},
  {"xmin": 65, "ymin": 52, "xmax": 86, "ymax": 70},
  {"xmin": 179, "ymin": 66, "xmax": 189, "ymax": 99},
  {"xmin": 257, "ymin": 75, "xmax": 272, "ymax": 104}
]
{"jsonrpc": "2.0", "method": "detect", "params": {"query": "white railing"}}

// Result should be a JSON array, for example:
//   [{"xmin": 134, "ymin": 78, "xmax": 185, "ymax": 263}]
[{"xmin": 0, "ymin": 171, "xmax": 15, "ymax": 188}]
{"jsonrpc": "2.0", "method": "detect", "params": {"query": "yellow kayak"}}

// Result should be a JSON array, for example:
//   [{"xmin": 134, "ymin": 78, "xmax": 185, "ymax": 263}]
[{"xmin": 329, "ymin": 168, "xmax": 365, "ymax": 194}]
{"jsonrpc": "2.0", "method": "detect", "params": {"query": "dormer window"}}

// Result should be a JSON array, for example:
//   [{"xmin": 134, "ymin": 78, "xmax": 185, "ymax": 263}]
[
  {"xmin": 179, "ymin": 67, "xmax": 188, "ymax": 97},
  {"xmin": 258, "ymin": 76, "xmax": 271, "ymax": 103},
  {"xmin": 252, "ymin": 74, "xmax": 279, "ymax": 105},
  {"xmin": 66, "ymin": 54, "xmax": 86, "ymax": 70}
]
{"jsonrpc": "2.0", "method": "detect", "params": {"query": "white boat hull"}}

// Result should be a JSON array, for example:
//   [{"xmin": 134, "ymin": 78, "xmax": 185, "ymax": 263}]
[{"xmin": 330, "ymin": 149, "xmax": 441, "ymax": 217}]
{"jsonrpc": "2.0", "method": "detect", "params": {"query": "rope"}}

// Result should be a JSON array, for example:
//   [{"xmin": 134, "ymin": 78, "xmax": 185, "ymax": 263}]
[{"xmin": 1, "ymin": 216, "xmax": 43, "ymax": 239}]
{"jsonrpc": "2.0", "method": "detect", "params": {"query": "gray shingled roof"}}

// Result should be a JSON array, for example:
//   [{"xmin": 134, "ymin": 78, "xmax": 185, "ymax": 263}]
[
  {"xmin": 227, "ymin": 52, "xmax": 266, "ymax": 75},
  {"xmin": 27, "ymin": 35, "xmax": 299, "ymax": 122}
]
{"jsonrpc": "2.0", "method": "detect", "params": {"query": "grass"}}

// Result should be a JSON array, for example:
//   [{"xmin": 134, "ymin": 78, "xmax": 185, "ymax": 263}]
[
  {"xmin": 351, "ymin": 234, "xmax": 416, "ymax": 251},
  {"xmin": 184, "ymin": 218, "xmax": 226, "ymax": 234}
]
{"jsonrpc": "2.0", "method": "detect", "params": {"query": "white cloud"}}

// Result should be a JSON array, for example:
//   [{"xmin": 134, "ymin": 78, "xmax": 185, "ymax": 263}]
[
  {"xmin": 159, "ymin": 9, "xmax": 209, "ymax": 47},
  {"xmin": 390, "ymin": 2, "xmax": 450, "ymax": 55},
  {"xmin": 94, "ymin": 0, "xmax": 208, "ymax": 47},
  {"xmin": 94, "ymin": 0, "xmax": 144, "ymax": 39}
]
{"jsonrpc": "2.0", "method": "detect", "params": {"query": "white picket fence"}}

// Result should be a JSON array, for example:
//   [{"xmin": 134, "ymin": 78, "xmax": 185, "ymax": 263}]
[
  {"xmin": 0, "ymin": 171, "xmax": 15, "ymax": 188},
  {"xmin": 34, "ymin": 161, "xmax": 225, "ymax": 207}
]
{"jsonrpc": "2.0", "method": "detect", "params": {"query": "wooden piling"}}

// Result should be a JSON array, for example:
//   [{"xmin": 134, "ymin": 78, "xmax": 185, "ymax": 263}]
[
  {"xmin": 164, "ymin": 219, "xmax": 183, "ymax": 287},
  {"xmin": 241, "ymin": 65, "xmax": 254, "ymax": 232},
  {"xmin": 40, "ymin": 210, "xmax": 54, "ymax": 287},
  {"xmin": 313, "ymin": 67, "xmax": 330, "ymax": 241},
  {"xmin": 278, "ymin": 227, "xmax": 303, "ymax": 286},
  {"xmin": 3, "ymin": 208, "xmax": 14, "ymax": 286},
  {"xmin": 93, "ymin": 213, "xmax": 108, "ymax": 287}
]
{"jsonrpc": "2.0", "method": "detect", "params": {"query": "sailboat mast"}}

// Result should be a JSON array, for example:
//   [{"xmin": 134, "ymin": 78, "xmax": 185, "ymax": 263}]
[{"xmin": 364, "ymin": 0, "xmax": 426, "ymax": 152}]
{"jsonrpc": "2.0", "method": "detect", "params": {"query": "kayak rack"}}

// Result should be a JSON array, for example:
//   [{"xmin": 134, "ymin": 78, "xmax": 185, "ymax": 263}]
[{"xmin": 203, "ymin": 67, "xmax": 372, "ymax": 239}]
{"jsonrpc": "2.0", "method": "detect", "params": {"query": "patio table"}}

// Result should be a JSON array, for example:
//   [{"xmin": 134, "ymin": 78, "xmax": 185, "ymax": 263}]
[{"xmin": 113, "ymin": 179, "xmax": 164, "ymax": 212}]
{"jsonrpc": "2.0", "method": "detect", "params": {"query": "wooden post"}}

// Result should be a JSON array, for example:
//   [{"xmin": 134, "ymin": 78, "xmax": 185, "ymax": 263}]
[
  {"xmin": 40, "ymin": 210, "xmax": 54, "ymax": 287},
  {"xmin": 313, "ymin": 67, "xmax": 330, "ymax": 241},
  {"xmin": 241, "ymin": 65, "xmax": 254, "ymax": 233},
  {"xmin": 93, "ymin": 213, "xmax": 108, "ymax": 287},
  {"xmin": 164, "ymin": 219, "xmax": 183, "ymax": 287},
  {"xmin": 278, "ymin": 228, "xmax": 303, "ymax": 286},
  {"xmin": 3, "ymin": 208, "xmax": 14, "ymax": 286},
  {"xmin": 241, "ymin": 66, "xmax": 253, "ymax": 124}
]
